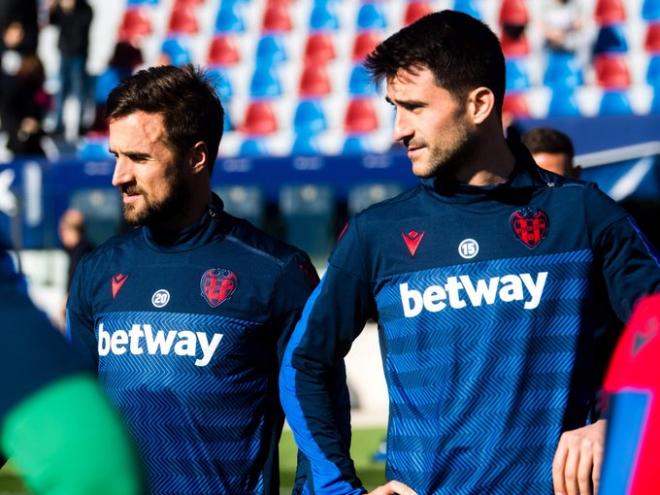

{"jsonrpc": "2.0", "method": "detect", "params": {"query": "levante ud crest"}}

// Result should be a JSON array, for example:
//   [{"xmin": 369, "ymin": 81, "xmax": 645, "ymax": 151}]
[
  {"xmin": 201, "ymin": 268, "xmax": 238, "ymax": 308},
  {"xmin": 510, "ymin": 208, "xmax": 549, "ymax": 248}
]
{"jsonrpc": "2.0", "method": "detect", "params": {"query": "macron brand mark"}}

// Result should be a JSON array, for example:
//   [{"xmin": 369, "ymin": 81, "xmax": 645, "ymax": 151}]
[
  {"xmin": 400, "ymin": 272, "xmax": 548, "ymax": 317},
  {"xmin": 98, "ymin": 323, "xmax": 223, "ymax": 367}
]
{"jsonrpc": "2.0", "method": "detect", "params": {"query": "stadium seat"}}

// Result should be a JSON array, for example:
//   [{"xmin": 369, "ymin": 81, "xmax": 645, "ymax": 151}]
[
  {"xmin": 262, "ymin": 4, "xmax": 292, "ymax": 32},
  {"xmin": 404, "ymin": 2, "xmax": 432, "ymax": 26},
  {"xmin": 647, "ymin": 55, "xmax": 660, "ymax": 86},
  {"xmin": 599, "ymin": 90, "xmax": 632, "ymax": 115},
  {"xmin": 342, "ymin": 135, "xmax": 374, "ymax": 155},
  {"xmin": 208, "ymin": 35, "xmax": 241, "ymax": 65},
  {"xmin": 547, "ymin": 89, "xmax": 581, "ymax": 117},
  {"xmin": 239, "ymin": 137, "xmax": 270, "ymax": 157},
  {"xmin": 352, "ymin": 32, "xmax": 382, "ymax": 61},
  {"xmin": 304, "ymin": 33, "xmax": 336, "ymax": 64},
  {"xmin": 299, "ymin": 64, "xmax": 331, "ymax": 97},
  {"xmin": 309, "ymin": 1, "xmax": 340, "ymax": 31},
  {"xmin": 642, "ymin": 0, "xmax": 660, "ymax": 21},
  {"xmin": 294, "ymin": 100, "xmax": 327, "ymax": 135},
  {"xmin": 127, "ymin": 0, "xmax": 159, "ymax": 5},
  {"xmin": 175, "ymin": 0, "xmax": 204, "ymax": 5},
  {"xmin": 500, "ymin": 31, "xmax": 530, "ymax": 57},
  {"xmin": 595, "ymin": 0, "xmax": 626, "ymax": 25},
  {"xmin": 644, "ymin": 23, "xmax": 660, "ymax": 53},
  {"xmin": 349, "ymin": 64, "xmax": 379, "ymax": 96},
  {"xmin": 161, "ymin": 38, "xmax": 192, "ymax": 66},
  {"xmin": 240, "ymin": 101, "xmax": 278, "ymax": 135},
  {"xmin": 250, "ymin": 66, "xmax": 282, "ymax": 99},
  {"xmin": 168, "ymin": 4, "xmax": 199, "ymax": 34},
  {"xmin": 543, "ymin": 52, "xmax": 583, "ymax": 90},
  {"xmin": 348, "ymin": 183, "xmax": 403, "ymax": 215},
  {"xmin": 595, "ymin": 55, "xmax": 631, "ymax": 88},
  {"xmin": 215, "ymin": 186, "xmax": 264, "ymax": 227},
  {"xmin": 651, "ymin": 91, "xmax": 660, "ymax": 112},
  {"xmin": 94, "ymin": 68, "xmax": 122, "ymax": 103},
  {"xmin": 206, "ymin": 67, "xmax": 233, "ymax": 100},
  {"xmin": 502, "ymin": 92, "xmax": 530, "ymax": 118},
  {"xmin": 291, "ymin": 134, "xmax": 322, "ymax": 155},
  {"xmin": 215, "ymin": 2, "xmax": 245, "ymax": 33},
  {"xmin": 118, "ymin": 8, "xmax": 152, "ymax": 42},
  {"xmin": 499, "ymin": 0, "xmax": 529, "ymax": 25},
  {"xmin": 357, "ymin": 3, "xmax": 387, "ymax": 31},
  {"xmin": 505, "ymin": 59, "xmax": 530, "ymax": 92},
  {"xmin": 344, "ymin": 99, "xmax": 379, "ymax": 133},
  {"xmin": 256, "ymin": 34, "xmax": 287, "ymax": 65},
  {"xmin": 78, "ymin": 136, "xmax": 112, "ymax": 160},
  {"xmin": 453, "ymin": 0, "xmax": 481, "ymax": 20},
  {"xmin": 593, "ymin": 24, "xmax": 629, "ymax": 54}
]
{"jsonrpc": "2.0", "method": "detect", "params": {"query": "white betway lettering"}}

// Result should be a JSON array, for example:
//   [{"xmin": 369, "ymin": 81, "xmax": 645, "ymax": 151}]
[
  {"xmin": 400, "ymin": 272, "xmax": 548, "ymax": 318},
  {"xmin": 98, "ymin": 323, "xmax": 223, "ymax": 367}
]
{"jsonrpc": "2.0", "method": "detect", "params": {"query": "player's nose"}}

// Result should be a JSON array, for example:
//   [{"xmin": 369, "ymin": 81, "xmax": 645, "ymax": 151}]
[
  {"xmin": 393, "ymin": 111, "xmax": 413, "ymax": 144},
  {"xmin": 111, "ymin": 156, "xmax": 134, "ymax": 187}
]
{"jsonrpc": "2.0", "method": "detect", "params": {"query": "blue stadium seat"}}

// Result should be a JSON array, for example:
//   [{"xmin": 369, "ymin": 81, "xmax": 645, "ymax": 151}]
[
  {"xmin": 599, "ymin": 90, "xmax": 632, "ymax": 115},
  {"xmin": 239, "ymin": 137, "xmax": 270, "ymax": 157},
  {"xmin": 161, "ymin": 38, "xmax": 191, "ymax": 66},
  {"xmin": 543, "ymin": 52, "xmax": 583, "ymax": 90},
  {"xmin": 78, "ymin": 137, "xmax": 113, "ymax": 161},
  {"xmin": 342, "ymin": 135, "xmax": 374, "ymax": 155},
  {"xmin": 642, "ymin": 0, "xmax": 660, "ymax": 20},
  {"xmin": 593, "ymin": 25, "xmax": 629, "ymax": 55},
  {"xmin": 206, "ymin": 67, "xmax": 233, "ymax": 101},
  {"xmin": 94, "ymin": 68, "xmax": 122, "ymax": 103},
  {"xmin": 215, "ymin": 2, "xmax": 246, "ymax": 33},
  {"xmin": 309, "ymin": 1, "xmax": 340, "ymax": 31},
  {"xmin": 647, "ymin": 55, "xmax": 660, "ymax": 86},
  {"xmin": 256, "ymin": 34, "xmax": 287, "ymax": 65},
  {"xmin": 349, "ymin": 64, "xmax": 379, "ymax": 96},
  {"xmin": 453, "ymin": 0, "xmax": 481, "ymax": 19},
  {"xmin": 348, "ymin": 183, "xmax": 403, "ymax": 215},
  {"xmin": 651, "ymin": 91, "xmax": 660, "ymax": 113},
  {"xmin": 357, "ymin": 3, "xmax": 387, "ymax": 30},
  {"xmin": 223, "ymin": 109, "xmax": 233, "ymax": 131},
  {"xmin": 249, "ymin": 67, "xmax": 283, "ymax": 99},
  {"xmin": 127, "ymin": 0, "xmax": 159, "ymax": 5},
  {"xmin": 215, "ymin": 186, "xmax": 264, "ymax": 227},
  {"xmin": 294, "ymin": 100, "xmax": 327, "ymax": 135},
  {"xmin": 547, "ymin": 89, "xmax": 582, "ymax": 117},
  {"xmin": 505, "ymin": 58, "xmax": 530, "ymax": 92},
  {"xmin": 291, "ymin": 134, "xmax": 322, "ymax": 155}
]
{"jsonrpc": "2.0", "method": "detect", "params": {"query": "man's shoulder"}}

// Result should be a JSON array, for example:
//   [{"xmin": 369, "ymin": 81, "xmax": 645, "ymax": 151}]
[
  {"xmin": 354, "ymin": 185, "xmax": 426, "ymax": 223},
  {"xmin": 78, "ymin": 228, "xmax": 142, "ymax": 267}
]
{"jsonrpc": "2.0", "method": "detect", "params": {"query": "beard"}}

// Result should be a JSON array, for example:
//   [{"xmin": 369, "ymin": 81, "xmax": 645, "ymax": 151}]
[{"xmin": 430, "ymin": 122, "xmax": 480, "ymax": 181}]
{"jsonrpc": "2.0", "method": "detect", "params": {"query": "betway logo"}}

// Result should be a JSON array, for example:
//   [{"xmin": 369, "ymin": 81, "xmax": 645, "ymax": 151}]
[
  {"xmin": 400, "ymin": 272, "xmax": 548, "ymax": 317},
  {"xmin": 98, "ymin": 323, "xmax": 223, "ymax": 367}
]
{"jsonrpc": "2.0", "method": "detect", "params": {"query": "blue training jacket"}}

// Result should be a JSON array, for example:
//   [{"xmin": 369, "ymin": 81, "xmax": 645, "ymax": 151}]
[
  {"xmin": 67, "ymin": 195, "xmax": 318, "ymax": 495},
  {"xmin": 280, "ymin": 142, "xmax": 660, "ymax": 495}
]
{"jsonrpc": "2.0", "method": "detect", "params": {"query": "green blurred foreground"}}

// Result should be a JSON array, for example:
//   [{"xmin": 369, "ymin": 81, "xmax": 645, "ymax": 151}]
[{"xmin": 0, "ymin": 428, "xmax": 386, "ymax": 494}]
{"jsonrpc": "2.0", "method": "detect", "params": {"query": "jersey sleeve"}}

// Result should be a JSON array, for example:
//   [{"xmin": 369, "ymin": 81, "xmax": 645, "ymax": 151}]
[
  {"xmin": 65, "ymin": 255, "xmax": 98, "ymax": 370},
  {"xmin": 280, "ymin": 218, "xmax": 374, "ymax": 495},
  {"xmin": 584, "ymin": 183, "xmax": 660, "ymax": 322}
]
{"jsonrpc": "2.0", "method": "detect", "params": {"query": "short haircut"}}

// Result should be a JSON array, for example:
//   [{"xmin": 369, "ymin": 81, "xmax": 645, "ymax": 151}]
[
  {"xmin": 106, "ymin": 64, "xmax": 224, "ymax": 173},
  {"xmin": 365, "ymin": 10, "xmax": 506, "ymax": 115},
  {"xmin": 521, "ymin": 127, "xmax": 575, "ymax": 159}
]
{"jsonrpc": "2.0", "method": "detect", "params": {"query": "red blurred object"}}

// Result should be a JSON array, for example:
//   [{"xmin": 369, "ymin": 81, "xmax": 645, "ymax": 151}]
[
  {"xmin": 344, "ymin": 99, "xmax": 379, "ymax": 133},
  {"xmin": 304, "ymin": 33, "xmax": 336, "ymax": 65},
  {"xmin": 503, "ymin": 92, "xmax": 530, "ymax": 118},
  {"xmin": 500, "ymin": 31, "xmax": 530, "ymax": 57},
  {"xmin": 404, "ymin": 2, "xmax": 432, "ymax": 26},
  {"xmin": 644, "ymin": 23, "xmax": 660, "ymax": 53},
  {"xmin": 118, "ymin": 8, "xmax": 152, "ymax": 42},
  {"xmin": 595, "ymin": 55, "xmax": 631, "ymax": 88},
  {"xmin": 499, "ymin": 0, "xmax": 529, "ymax": 25},
  {"xmin": 174, "ymin": 0, "xmax": 205, "ymax": 5},
  {"xmin": 241, "ymin": 101, "xmax": 278, "ymax": 135},
  {"xmin": 262, "ymin": 4, "xmax": 292, "ymax": 32},
  {"xmin": 208, "ymin": 35, "xmax": 241, "ymax": 65},
  {"xmin": 352, "ymin": 31, "xmax": 382, "ymax": 62},
  {"xmin": 595, "ymin": 0, "xmax": 626, "ymax": 25},
  {"xmin": 168, "ymin": 4, "xmax": 199, "ymax": 34},
  {"xmin": 299, "ymin": 64, "xmax": 332, "ymax": 97}
]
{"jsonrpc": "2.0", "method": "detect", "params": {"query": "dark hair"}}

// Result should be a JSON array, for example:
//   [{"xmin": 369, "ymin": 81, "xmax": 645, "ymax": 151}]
[
  {"xmin": 521, "ymin": 127, "xmax": 574, "ymax": 158},
  {"xmin": 365, "ymin": 10, "xmax": 506, "ymax": 115},
  {"xmin": 106, "ymin": 64, "xmax": 224, "ymax": 172}
]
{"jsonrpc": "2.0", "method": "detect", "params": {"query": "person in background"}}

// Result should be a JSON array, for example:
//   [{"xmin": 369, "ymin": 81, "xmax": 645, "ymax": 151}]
[
  {"xmin": 59, "ymin": 208, "xmax": 94, "ymax": 291},
  {"xmin": 540, "ymin": 0, "xmax": 585, "ymax": 55},
  {"xmin": 522, "ymin": 127, "xmax": 581, "ymax": 178}
]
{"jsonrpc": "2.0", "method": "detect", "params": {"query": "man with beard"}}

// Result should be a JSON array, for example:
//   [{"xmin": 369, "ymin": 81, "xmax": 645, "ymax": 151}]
[
  {"xmin": 280, "ymin": 11, "xmax": 660, "ymax": 495},
  {"xmin": 66, "ymin": 64, "xmax": 318, "ymax": 494}
]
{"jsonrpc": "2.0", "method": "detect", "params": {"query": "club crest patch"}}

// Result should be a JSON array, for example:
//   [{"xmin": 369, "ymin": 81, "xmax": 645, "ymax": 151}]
[
  {"xmin": 510, "ymin": 208, "xmax": 549, "ymax": 248},
  {"xmin": 201, "ymin": 268, "xmax": 238, "ymax": 308}
]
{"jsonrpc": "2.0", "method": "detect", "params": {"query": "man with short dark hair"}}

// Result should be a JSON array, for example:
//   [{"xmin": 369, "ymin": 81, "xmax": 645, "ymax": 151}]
[
  {"xmin": 280, "ymin": 11, "xmax": 660, "ymax": 495},
  {"xmin": 522, "ymin": 127, "xmax": 581, "ymax": 178},
  {"xmin": 67, "ymin": 64, "xmax": 317, "ymax": 494}
]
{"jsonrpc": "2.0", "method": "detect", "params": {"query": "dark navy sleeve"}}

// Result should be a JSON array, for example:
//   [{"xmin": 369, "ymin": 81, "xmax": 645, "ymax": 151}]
[
  {"xmin": 584, "ymin": 183, "xmax": 660, "ymax": 321},
  {"xmin": 280, "ymin": 219, "xmax": 374, "ymax": 495},
  {"xmin": 66, "ymin": 254, "xmax": 98, "ymax": 370},
  {"xmin": 0, "ymin": 250, "xmax": 87, "ymax": 418}
]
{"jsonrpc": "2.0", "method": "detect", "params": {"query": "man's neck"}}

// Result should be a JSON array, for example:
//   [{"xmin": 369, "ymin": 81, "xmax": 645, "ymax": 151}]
[{"xmin": 453, "ymin": 135, "xmax": 516, "ymax": 187}]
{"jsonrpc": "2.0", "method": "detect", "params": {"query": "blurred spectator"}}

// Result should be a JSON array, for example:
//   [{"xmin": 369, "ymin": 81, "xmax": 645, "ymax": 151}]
[
  {"xmin": 522, "ymin": 127, "xmax": 581, "ymax": 178},
  {"xmin": 0, "ymin": 0, "xmax": 38, "ymax": 55},
  {"xmin": 49, "ymin": 0, "xmax": 93, "ymax": 138},
  {"xmin": 540, "ymin": 0, "xmax": 585, "ymax": 54},
  {"xmin": 58, "ymin": 208, "xmax": 93, "ymax": 292}
]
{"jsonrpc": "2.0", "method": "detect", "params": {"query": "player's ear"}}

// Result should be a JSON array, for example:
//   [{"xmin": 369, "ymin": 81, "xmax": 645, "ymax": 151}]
[
  {"xmin": 188, "ymin": 141, "xmax": 209, "ymax": 175},
  {"xmin": 467, "ymin": 87, "xmax": 495, "ymax": 125}
]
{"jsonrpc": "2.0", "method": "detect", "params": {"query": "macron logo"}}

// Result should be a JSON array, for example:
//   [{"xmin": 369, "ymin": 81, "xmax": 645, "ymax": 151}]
[
  {"xmin": 98, "ymin": 323, "xmax": 223, "ymax": 367},
  {"xmin": 400, "ymin": 272, "xmax": 548, "ymax": 317}
]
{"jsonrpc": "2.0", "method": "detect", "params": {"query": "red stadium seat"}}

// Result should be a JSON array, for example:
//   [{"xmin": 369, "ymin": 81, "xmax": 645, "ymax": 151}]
[
  {"xmin": 352, "ymin": 32, "xmax": 382, "ymax": 62},
  {"xmin": 299, "ymin": 64, "xmax": 332, "ymax": 97},
  {"xmin": 502, "ymin": 92, "xmax": 530, "ymax": 118},
  {"xmin": 344, "ymin": 99, "xmax": 379, "ymax": 133},
  {"xmin": 240, "ymin": 101, "xmax": 278, "ymax": 135},
  {"xmin": 262, "ymin": 4, "xmax": 292, "ymax": 32},
  {"xmin": 208, "ymin": 35, "xmax": 240, "ymax": 65},
  {"xmin": 404, "ymin": 2, "xmax": 433, "ymax": 26},
  {"xmin": 595, "ymin": 0, "xmax": 626, "ymax": 25},
  {"xmin": 174, "ymin": 0, "xmax": 205, "ymax": 5},
  {"xmin": 645, "ymin": 23, "xmax": 660, "ymax": 53},
  {"xmin": 118, "ymin": 8, "xmax": 152, "ymax": 42},
  {"xmin": 168, "ymin": 4, "xmax": 199, "ymax": 34},
  {"xmin": 304, "ymin": 33, "xmax": 336, "ymax": 65},
  {"xmin": 595, "ymin": 55, "xmax": 631, "ymax": 88},
  {"xmin": 499, "ymin": 0, "xmax": 529, "ymax": 25},
  {"xmin": 500, "ymin": 31, "xmax": 530, "ymax": 57}
]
